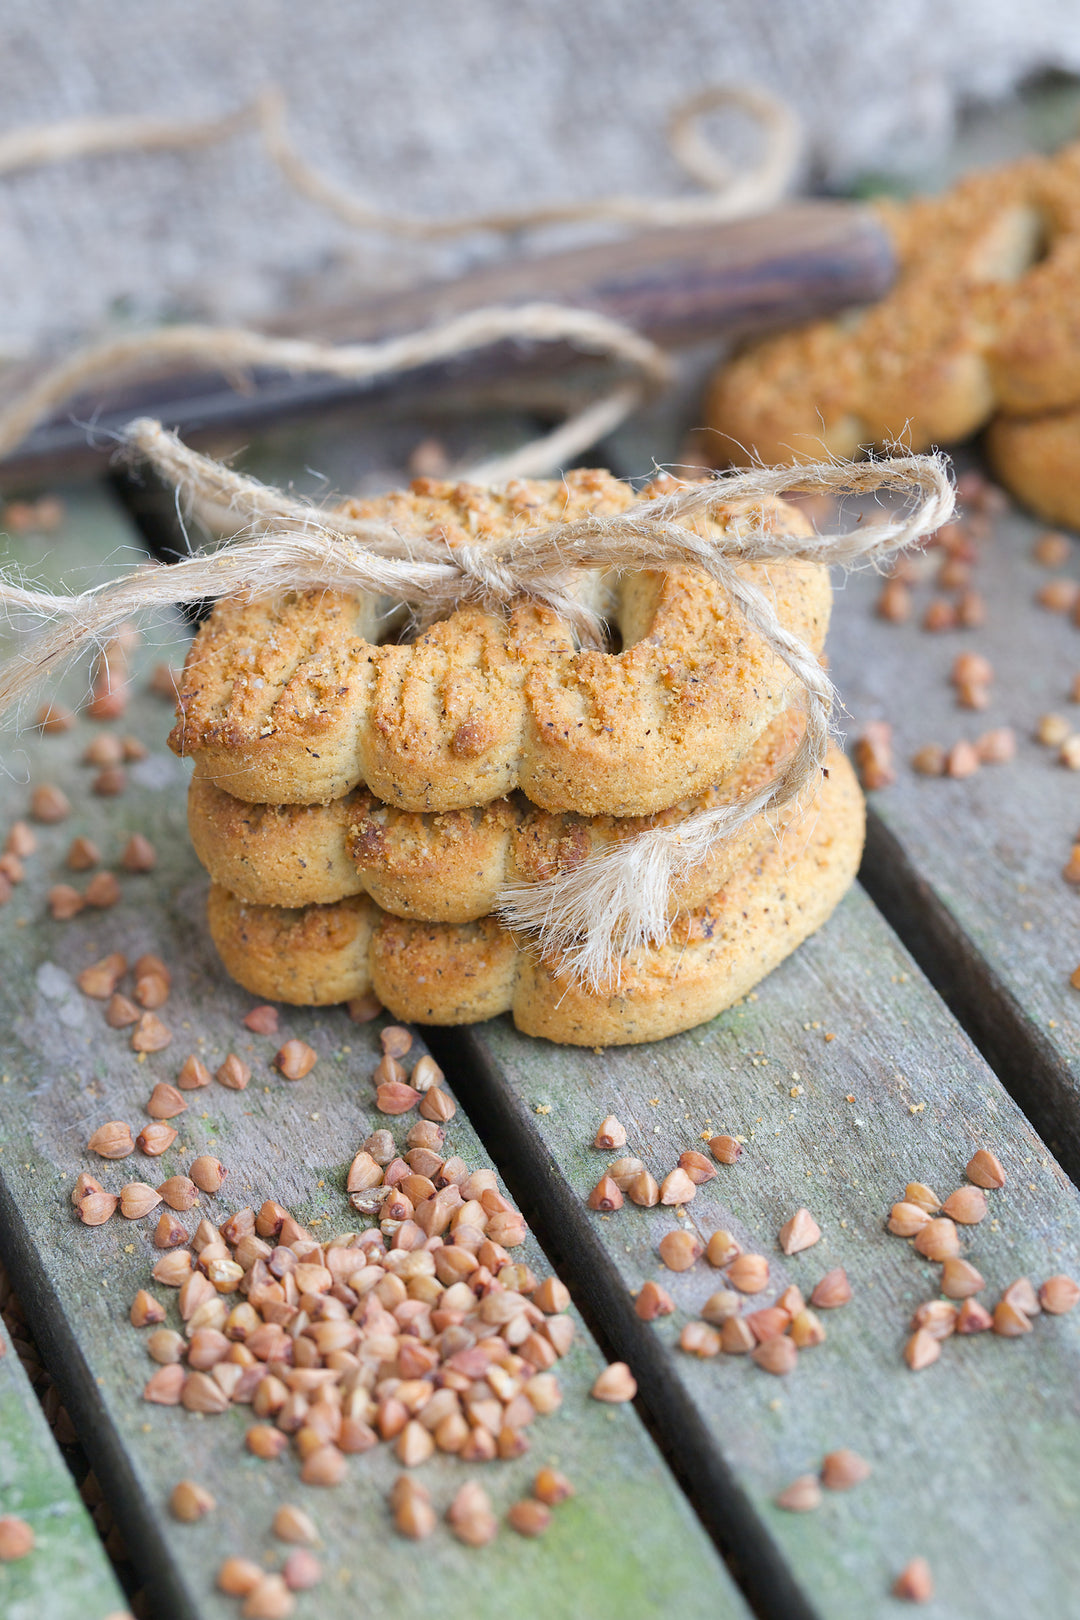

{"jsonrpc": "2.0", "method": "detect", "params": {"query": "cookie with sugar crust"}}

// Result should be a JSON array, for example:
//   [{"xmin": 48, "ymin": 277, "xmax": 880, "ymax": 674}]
[
  {"xmin": 205, "ymin": 744, "xmax": 863, "ymax": 1047},
  {"xmin": 171, "ymin": 467, "xmax": 830, "ymax": 817},
  {"xmin": 705, "ymin": 142, "xmax": 1080, "ymax": 468},
  {"xmin": 187, "ymin": 708, "xmax": 806, "ymax": 920}
]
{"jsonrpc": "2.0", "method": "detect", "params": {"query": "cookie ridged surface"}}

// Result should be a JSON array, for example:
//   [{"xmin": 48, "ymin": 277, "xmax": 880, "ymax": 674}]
[
  {"xmin": 205, "ymin": 745, "xmax": 863, "ymax": 1046},
  {"xmin": 188, "ymin": 709, "xmax": 805, "ymax": 920},
  {"xmin": 706, "ymin": 142, "xmax": 1080, "ymax": 466},
  {"xmin": 172, "ymin": 469, "xmax": 830, "ymax": 815}
]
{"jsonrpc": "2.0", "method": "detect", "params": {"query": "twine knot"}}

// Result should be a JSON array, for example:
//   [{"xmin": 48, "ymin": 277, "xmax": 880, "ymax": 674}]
[
  {"xmin": 0, "ymin": 424, "xmax": 955, "ymax": 986},
  {"xmin": 453, "ymin": 543, "xmax": 542, "ymax": 609}
]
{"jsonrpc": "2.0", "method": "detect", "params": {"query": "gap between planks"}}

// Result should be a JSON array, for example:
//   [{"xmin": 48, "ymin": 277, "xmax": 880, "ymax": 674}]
[
  {"xmin": 430, "ymin": 884, "xmax": 1080, "ymax": 1620},
  {"xmin": 826, "ymin": 472, "xmax": 1080, "ymax": 1191},
  {"xmin": 0, "ymin": 481, "xmax": 741, "ymax": 1620}
]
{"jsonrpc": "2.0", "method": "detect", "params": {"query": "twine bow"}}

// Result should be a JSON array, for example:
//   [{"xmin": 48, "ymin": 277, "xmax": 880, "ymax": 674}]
[{"xmin": 0, "ymin": 422, "xmax": 954, "ymax": 986}]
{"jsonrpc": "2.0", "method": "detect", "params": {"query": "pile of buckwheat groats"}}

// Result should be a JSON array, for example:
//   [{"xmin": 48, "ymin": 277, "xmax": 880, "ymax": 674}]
[
  {"xmin": 13, "ymin": 679, "xmax": 625, "ymax": 1613},
  {"xmin": 65, "ymin": 1027, "xmax": 632, "ymax": 1619}
]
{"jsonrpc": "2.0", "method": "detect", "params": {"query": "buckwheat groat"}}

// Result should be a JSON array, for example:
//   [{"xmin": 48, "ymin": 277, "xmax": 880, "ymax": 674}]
[
  {"xmin": 205, "ymin": 745, "xmax": 863, "ymax": 1046},
  {"xmin": 172, "ymin": 470, "xmax": 830, "ymax": 815},
  {"xmin": 188, "ymin": 709, "xmax": 806, "ymax": 919},
  {"xmin": 705, "ymin": 142, "xmax": 1080, "ymax": 466}
]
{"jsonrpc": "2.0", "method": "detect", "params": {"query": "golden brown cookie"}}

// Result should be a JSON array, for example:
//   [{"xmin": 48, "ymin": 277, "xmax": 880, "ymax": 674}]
[
  {"xmin": 205, "ymin": 746, "xmax": 863, "ymax": 1046},
  {"xmin": 187, "ymin": 709, "xmax": 806, "ymax": 919},
  {"xmin": 705, "ymin": 143, "xmax": 1080, "ymax": 466},
  {"xmin": 984, "ymin": 407, "xmax": 1080, "ymax": 530},
  {"xmin": 172, "ymin": 469, "xmax": 830, "ymax": 815}
]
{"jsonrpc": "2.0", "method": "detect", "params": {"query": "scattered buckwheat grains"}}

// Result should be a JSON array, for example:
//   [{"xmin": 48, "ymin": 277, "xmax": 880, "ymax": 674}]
[{"xmin": 70, "ymin": 1033, "xmax": 592, "ymax": 1570}]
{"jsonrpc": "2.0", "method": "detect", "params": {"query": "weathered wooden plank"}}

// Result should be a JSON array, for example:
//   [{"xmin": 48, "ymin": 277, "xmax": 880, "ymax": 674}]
[
  {"xmin": 442, "ymin": 884, "xmax": 1080, "ymax": 1620},
  {"xmin": 0, "ymin": 1279, "xmax": 129, "ymax": 1620},
  {"xmin": 823, "ymin": 469, "xmax": 1080, "ymax": 1178},
  {"xmin": 38, "ymin": 421, "xmax": 1080, "ymax": 1615},
  {"xmin": 0, "ymin": 489, "xmax": 741, "ymax": 1618}
]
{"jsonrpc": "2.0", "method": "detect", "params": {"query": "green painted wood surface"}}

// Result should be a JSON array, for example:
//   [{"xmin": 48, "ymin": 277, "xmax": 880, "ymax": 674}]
[
  {"xmin": 450, "ymin": 884, "xmax": 1080, "ymax": 1620},
  {"xmin": 0, "ymin": 487, "xmax": 741, "ymax": 1619},
  {"xmin": 0, "ymin": 1299, "xmax": 129, "ymax": 1620}
]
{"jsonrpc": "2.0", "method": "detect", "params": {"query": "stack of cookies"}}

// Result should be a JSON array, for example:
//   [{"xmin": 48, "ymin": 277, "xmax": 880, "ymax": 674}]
[
  {"xmin": 704, "ymin": 139, "xmax": 1080, "ymax": 529},
  {"xmin": 174, "ymin": 469, "xmax": 864, "ymax": 1046}
]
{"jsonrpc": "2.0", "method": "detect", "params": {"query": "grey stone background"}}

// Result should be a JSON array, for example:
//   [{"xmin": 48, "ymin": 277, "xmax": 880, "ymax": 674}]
[{"xmin": 2, "ymin": 0, "xmax": 1080, "ymax": 356}]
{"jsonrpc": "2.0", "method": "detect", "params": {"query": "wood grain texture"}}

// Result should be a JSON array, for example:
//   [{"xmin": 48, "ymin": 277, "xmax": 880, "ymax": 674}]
[
  {"xmin": 444, "ymin": 884, "xmax": 1080, "ymax": 1620},
  {"xmin": 824, "ymin": 474, "xmax": 1080, "ymax": 1177},
  {"xmin": 273, "ymin": 203, "xmax": 895, "ymax": 349},
  {"xmin": 0, "ymin": 203, "xmax": 893, "ymax": 478},
  {"xmin": 22, "ymin": 425, "xmax": 1080, "ymax": 1616},
  {"xmin": 0, "ymin": 489, "xmax": 740, "ymax": 1618},
  {"xmin": 0, "ymin": 1302, "xmax": 128, "ymax": 1620}
]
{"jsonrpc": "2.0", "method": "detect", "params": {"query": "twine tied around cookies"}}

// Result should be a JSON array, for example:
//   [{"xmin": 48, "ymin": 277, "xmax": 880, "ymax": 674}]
[{"xmin": 0, "ymin": 422, "xmax": 954, "ymax": 986}]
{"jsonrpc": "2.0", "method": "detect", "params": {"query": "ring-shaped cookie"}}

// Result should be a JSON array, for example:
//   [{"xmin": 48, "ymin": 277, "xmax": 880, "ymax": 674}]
[
  {"xmin": 188, "ymin": 710, "xmax": 805, "ymax": 919},
  {"xmin": 172, "ymin": 469, "xmax": 830, "ymax": 816},
  {"xmin": 205, "ymin": 746, "xmax": 863, "ymax": 1046},
  {"xmin": 705, "ymin": 143, "xmax": 1080, "ymax": 466}
]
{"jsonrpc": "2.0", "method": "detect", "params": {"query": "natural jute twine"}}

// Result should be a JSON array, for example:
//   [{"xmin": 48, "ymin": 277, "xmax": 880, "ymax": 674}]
[
  {"xmin": 256, "ymin": 83, "xmax": 800, "ymax": 237},
  {"xmin": 0, "ymin": 84, "xmax": 797, "ymax": 479},
  {"xmin": 0, "ymin": 84, "xmax": 797, "ymax": 233},
  {"xmin": 0, "ymin": 304, "xmax": 672, "ymax": 486},
  {"xmin": 0, "ymin": 422, "xmax": 954, "ymax": 986},
  {"xmin": 0, "ymin": 102, "xmax": 260, "ymax": 179}
]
